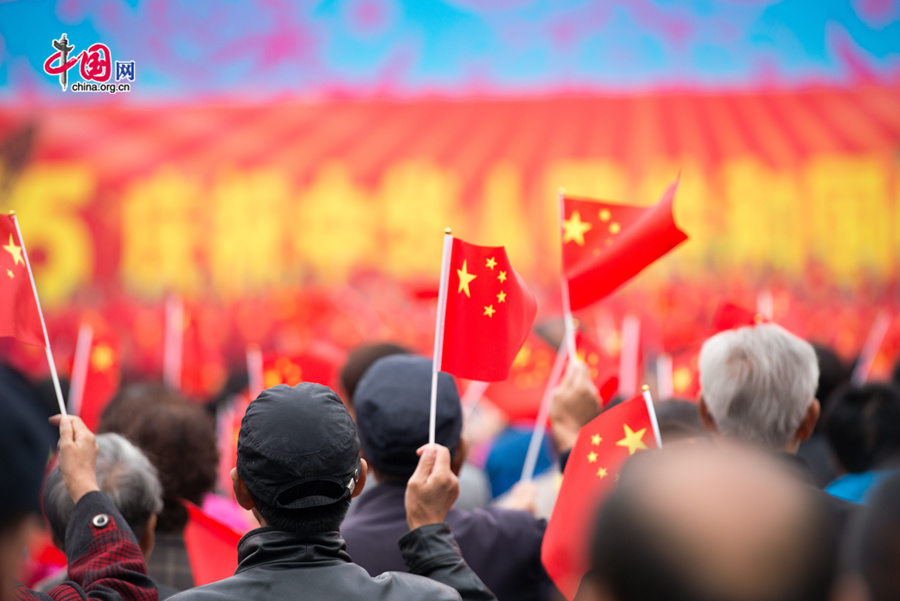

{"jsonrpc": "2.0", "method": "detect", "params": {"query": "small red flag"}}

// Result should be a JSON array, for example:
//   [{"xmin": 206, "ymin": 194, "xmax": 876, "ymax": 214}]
[
  {"xmin": 485, "ymin": 333, "xmax": 558, "ymax": 422},
  {"xmin": 441, "ymin": 237, "xmax": 537, "ymax": 381},
  {"xmin": 183, "ymin": 501, "xmax": 243, "ymax": 586},
  {"xmin": 0, "ymin": 215, "xmax": 43, "ymax": 346},
  {"xmin": 712, "ymin": 301, "xmax": 768, "ymax": 332},
  {"xmin": 77, "ymin": 333, "xmax": 121, "ymax": 432},
  {"xmin": 261, "ymin": 343, "xmax": 345, "ymax": 391},
  {"xmin": 562, "ymin": 179, "xmax": 687, "ymax": 310},
  {"xmin": 542, "ymin": 394, "xmax": 660, "ymax": 600}
]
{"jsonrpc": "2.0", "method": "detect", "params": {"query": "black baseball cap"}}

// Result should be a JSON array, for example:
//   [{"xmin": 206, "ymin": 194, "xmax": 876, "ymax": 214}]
[
  {"xmin": 237, "ymin": 383, "xmax": 360, "ymax": 510},
  {"xmin": 354, "ymin": 355, "xmax": 462, "ymax": 478}
]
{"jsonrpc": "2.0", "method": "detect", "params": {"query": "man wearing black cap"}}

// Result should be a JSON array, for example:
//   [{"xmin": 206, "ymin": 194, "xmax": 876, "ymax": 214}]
[
  {"xmin": 342, "ymin": 355, "xmax": 552, "ymax": 601},
  {"xmin": 169, "ymin": 382, "xmax": 495, "ymax": 601},
  {"xmin": 0, "ymin": 377, "xmax": 157, "ymax": 601}
]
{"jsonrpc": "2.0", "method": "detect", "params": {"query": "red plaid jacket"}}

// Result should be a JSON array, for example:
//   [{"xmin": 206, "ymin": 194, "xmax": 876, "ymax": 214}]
[{"xmin": 16, "ymin": 491, "xmax": 158, "ymax": 601}]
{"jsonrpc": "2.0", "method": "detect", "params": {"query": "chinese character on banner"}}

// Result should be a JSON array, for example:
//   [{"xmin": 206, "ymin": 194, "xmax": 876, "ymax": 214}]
[
  {"xmin": 79, "ymin": 43, "xmax": 112, "ymax": 82},
  {"xmin": 115, "ymin": 60, "xmax": 136, "ymax": 82}
]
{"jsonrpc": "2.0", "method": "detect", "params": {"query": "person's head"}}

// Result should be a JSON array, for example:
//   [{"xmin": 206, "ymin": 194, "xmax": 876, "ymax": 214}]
[
  {"xmin": 98, "ymin": 383, "xmax": 217, "ymax": 533},
  {"xmin": 811, "ymin": 344, "xmax": 851, "ymax": 428},
  {"xmin": 353, "ymin": 355, "xmax": 464, "ymax": 483},
  {"xmin": 0, "ymin": 372, "xmax": 51, "ymax": 601},
  {"xmin": 585, "ymin": 441, "xmax": 837, "ymax": 601},
  {"xmin": 839, "ymin": 473, "xmax": 900, "ymax": 601},
  {"xmin": 823, "ymin": 383, "xmax": 900, "ymax": 474},
  {"xmin": 232, "ymin": 383, "xmax": 366, "ymax": 535},
  {"xmin": 43, "ymin": 433, "xmax": 163, "ymax": 558},
  {"xmin": 654, "ymin": 400, "xmax": 705, "ymax": 443},
  {"xmin": 339, "ymin": 342, "xmax": 411, "ymax": 410},
  {"xmin": 698, "ymin": 324, "xmax": 820, "ymax": 453}
]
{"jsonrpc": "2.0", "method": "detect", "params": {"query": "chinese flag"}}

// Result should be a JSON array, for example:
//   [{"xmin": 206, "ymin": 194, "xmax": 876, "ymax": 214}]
[
  {"xmin": 441, "ymin": 237, "xmax": 537, "ymax": 381},
  {"xmin": 542, "ymin": 394, "xmax": 659, "ymax": 600},
  {"xmin": 182, "ymin": 501, "xmax": 243, "ymax": 586},
  {"xmin": 0, "ymin": 215, "xmax": 43, "ymax": 346},
  {"xmin": 572, "ymin": 331, "xmax": 619, "ymax": 404},
  {"xmin": 562, "ymin": 179, "xmax": 687, "ymax": 310},
  {"xmin": 78, "ymin": 333, "xmax": 121, "ymax": 432},
  {"xmin": 261, "ymin": 343, "xmax": 345, "ymax": 391},
  {"xmin": 485, "ymin": 333, "xmax": 557, "ymax": 422}
]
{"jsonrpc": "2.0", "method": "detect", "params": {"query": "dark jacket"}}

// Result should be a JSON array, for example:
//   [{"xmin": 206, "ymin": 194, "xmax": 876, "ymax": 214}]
[
  {"xmin": 16, "ymin": 491, "xmax": 158, "ymax": 601},
  {"xmin": 342, "ymin": 483, "xmax": 551, "ymax": 601},
  {"xmin": 168, "ymin": 523, "xmax": 495, "ymax": 601}
]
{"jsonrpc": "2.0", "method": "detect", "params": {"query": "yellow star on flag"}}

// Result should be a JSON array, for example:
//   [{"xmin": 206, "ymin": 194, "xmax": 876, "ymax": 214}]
[
  {"xmin": 562, "ymin": 210, "xmax": 592, "ymax": 246},
  {"xmin": 497, "ymin": 271, "xmax": 507, "ymax": 283},
  {"xmin": 3, "ymin": 235, "xmax": 23, "ymax": 266},
  {"xmin": 90, "ymin": 344, "xmax": 115, "ymax": 371},
  {"xmin": 609, "ymin": 222, "xmax": 621, "ymax": 234},
  {"xmin": 616, "ymin": 424, "xmax": 648, "ymax": 455},
  {"xmin": 591, "ymin": 434, "xmax": 602, "ymax": 445},
  {"xmin": 496, "ymin": 291, "xmax": 506, "ymax": 303},
  {"xmin": 587, "ymin": 451, "xmax": 598, "ymax": 463},
  {"xmin": 483, "ymin": 305, "xmax": 496, "ymax": 318},
  {"xmin": 5, "ymin": 269, "xmax": 12, "ymax": 279},
  {"xmin": 597, "ymin": 467, "xmax": 608, "ymax": 478},
  {"xmin": 485, "ymin": 257, "xmax": 497, "ymax": 270},
  {"xmin": 457, "ymin": 260, "xmax": 477, "ymax": 298},
  {"xmin": 599, "ymin": 208, "xmax": 611, "ymax": 221}
]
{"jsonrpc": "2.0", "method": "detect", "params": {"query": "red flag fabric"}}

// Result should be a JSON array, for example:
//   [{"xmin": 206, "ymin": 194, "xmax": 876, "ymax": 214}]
[
  {"xmin": 182, "ymin": 501, "xmax": 243, "ymax": 586},
  {"xmin": 485, "ymin": 333, "xmax": 557, "ymax": 422},
  {"xmin": 542, "ymin": 394, "xmax": 660, "ymax": 600},
  {"xmin": 77, "ymin": 332, "xmax": 121, "ymax": 432},
  {"xmin": 0, "ymin": 215, "xmax": 43, "ymax": 346},
  {"xmin": 261, "ymin": 343, "xmax": 345, "ymax": 391},
  {"xmin": 712, "ymin": 301, "xmax": 768, "ymax": 332},
  {"xmin": 441, "ymin": 237, "xmax": 537, "ymax": 381},
  {"xmin": 573, "ymin": 331, "xmax": 619, "ymax": 405},
  {"xmin": 562, "ymin": 179, "xmax": 688, "ymax": 311}
]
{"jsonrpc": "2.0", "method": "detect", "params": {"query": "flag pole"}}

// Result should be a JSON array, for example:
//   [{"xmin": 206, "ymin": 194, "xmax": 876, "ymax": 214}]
[
  {"xmin": 163, "ymin": 295, "xmax": 184, "ymax": 390},
  {"xmin": 461, "ymin": 380, "xmax": 490, "ymax": 418},
  {"xmin": 641, "ymin": 385, "xmax": 663, "ymax": 448},
  {"xmin": 520, "ymin": 340, "xmax": 568, "ymax": 483},
  {"xmin": 429, "ymin": 228, "xmax": 454, "ymax": 445},
  {"xmin": 655, "ymin": 352, "xmax": 673, "ymax": 401},
  {"xmin": 246, "ymin": 345, "xmax": 264, "ymax": 399},
  {"xmin": 68, "ymin": 323, "xmax": 94, "ymax": 416},
  {"xmin": 557, "ymin": 188, "xmax": 578, "ymax": 361},
  {"xmin": 10, "ymin": 213, "xmax": 67, "ymax": 415},
  {"xmin": 618, "ymin": 314, "xmax": 641, "ymax": 397},
  {"xmin": 852, "ymin": 311, "xmax": 891, "ymax": 385}
]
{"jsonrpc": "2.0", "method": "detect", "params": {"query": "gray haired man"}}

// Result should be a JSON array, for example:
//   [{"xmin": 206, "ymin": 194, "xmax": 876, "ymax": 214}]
[{"xmin": 40, "ymin": 433, "xmax": 167, "ymax": 595}]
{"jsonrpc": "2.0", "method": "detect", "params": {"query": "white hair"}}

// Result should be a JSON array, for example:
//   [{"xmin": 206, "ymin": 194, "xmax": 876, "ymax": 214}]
[
  {"xmin": 699, "ymin": 324, "xmax": 819, "ymax": 450},
  {"xmin": 43, "ymin": 433, "xmax": 163, "ymax": 544}
]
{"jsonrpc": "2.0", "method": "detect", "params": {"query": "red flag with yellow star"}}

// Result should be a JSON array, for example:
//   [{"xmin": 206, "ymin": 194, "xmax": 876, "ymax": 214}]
[
  {"xmin": 441, "ymin": 237, "xmax": 537, "ymax": 381},
  {"xmin": 261, "ymin": 343, "xmax": 345, "ymax": 391},
  {"xmin": 562, "ymin": 178, "xmax": 687, "ymax": 310},
  {"xmin": 485, "ymin": 333, "xmax": 557, "ymax": 421},
  {"xmin": 0, "ymin": 215, "xmax": 43, "ymax": 346},
  {"xmin": 77, "ymin": 332, "xmax": 121, "ymax": 432},
  {"xmin": 542, "ymin": 394, "xmax": 660, "ymax": 600}
]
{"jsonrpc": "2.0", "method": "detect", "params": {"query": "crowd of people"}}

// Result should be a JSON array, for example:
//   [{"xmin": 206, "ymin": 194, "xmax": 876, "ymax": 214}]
[{"xmin": 1, "ymin": 319, "xmax": 899, "ymax": 601}]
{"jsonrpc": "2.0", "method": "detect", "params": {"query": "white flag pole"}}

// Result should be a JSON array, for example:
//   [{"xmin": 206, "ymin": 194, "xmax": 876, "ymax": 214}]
[
  {"xmin": 429, "ymin": 228, "xmax": 454, "ymax": 445},
  {"xmin": 163, "ymin": 295, "xmax": 184, "ymax": 390},
  {"xmin": 520, "ymin": 340, "xmax": 568, "ymax": 483},
  {"xmin": 641, "ymin": 385, "xmax": 663, "ymax": 448},
  {"xmin": 11, "ymin": 213, "xmax": 67, "ymax": 415},
  {"xmin": 461, "ymin": 380, "xmax": 490, "ymax": 418},
  {"xmin": 558, "ymin": 188, "xmax": 578, "ymax": 361},
  {"xmin": 618, "ymin": 314, "xmax": 641, "ymax": 397},
  {"xmin": 655, "ymin": 352, "xmax": 673, "ymax": 401},
  {"xmin": 67, "ymin": 323, "xmax": 94, "ymax": 416},
  {"xmin": 852, "ymin": 311, "xmax": 891, "ymax": 385},
  {"xmin": 246, "ymin": 345, "xmax": 265, "ymax": 399}
]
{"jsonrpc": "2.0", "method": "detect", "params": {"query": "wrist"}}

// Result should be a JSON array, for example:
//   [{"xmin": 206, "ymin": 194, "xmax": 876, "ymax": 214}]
[
  {"xmin": 407, "ymin": 514, "xmax": 443, "ymax": 530},
  {"xmin": 67, "ymin": 476, "xmax": 100, "ymax": 503}
]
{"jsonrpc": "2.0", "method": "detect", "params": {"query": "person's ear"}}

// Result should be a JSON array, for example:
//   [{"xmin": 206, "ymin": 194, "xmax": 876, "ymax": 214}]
[
  {"xmin": 351, "ymin": 458, "xmax": 368, "ymax": 498},
  {"xmin": 140, "ymin": 514, "xmax": 157, "ymax": 559},
  {"xmin": 795, "ymin": 399, "xmax": 820, "ymax": 445},
  {"xmin": 232, "ymin": 468, "xmax": 256, "ymax": 510},
  {"xmin": 450, "ymin": 436, "xmax": 468, "ymax": 476},
  {"xmin": 698, "ymin": 396, "xmax": 718, "ymax": 433}
]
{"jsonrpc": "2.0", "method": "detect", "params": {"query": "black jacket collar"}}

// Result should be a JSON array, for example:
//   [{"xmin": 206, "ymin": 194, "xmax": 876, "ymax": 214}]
[{"xmin": 236, "ymin": 527, "xmax": 352, "ymax": 572}]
